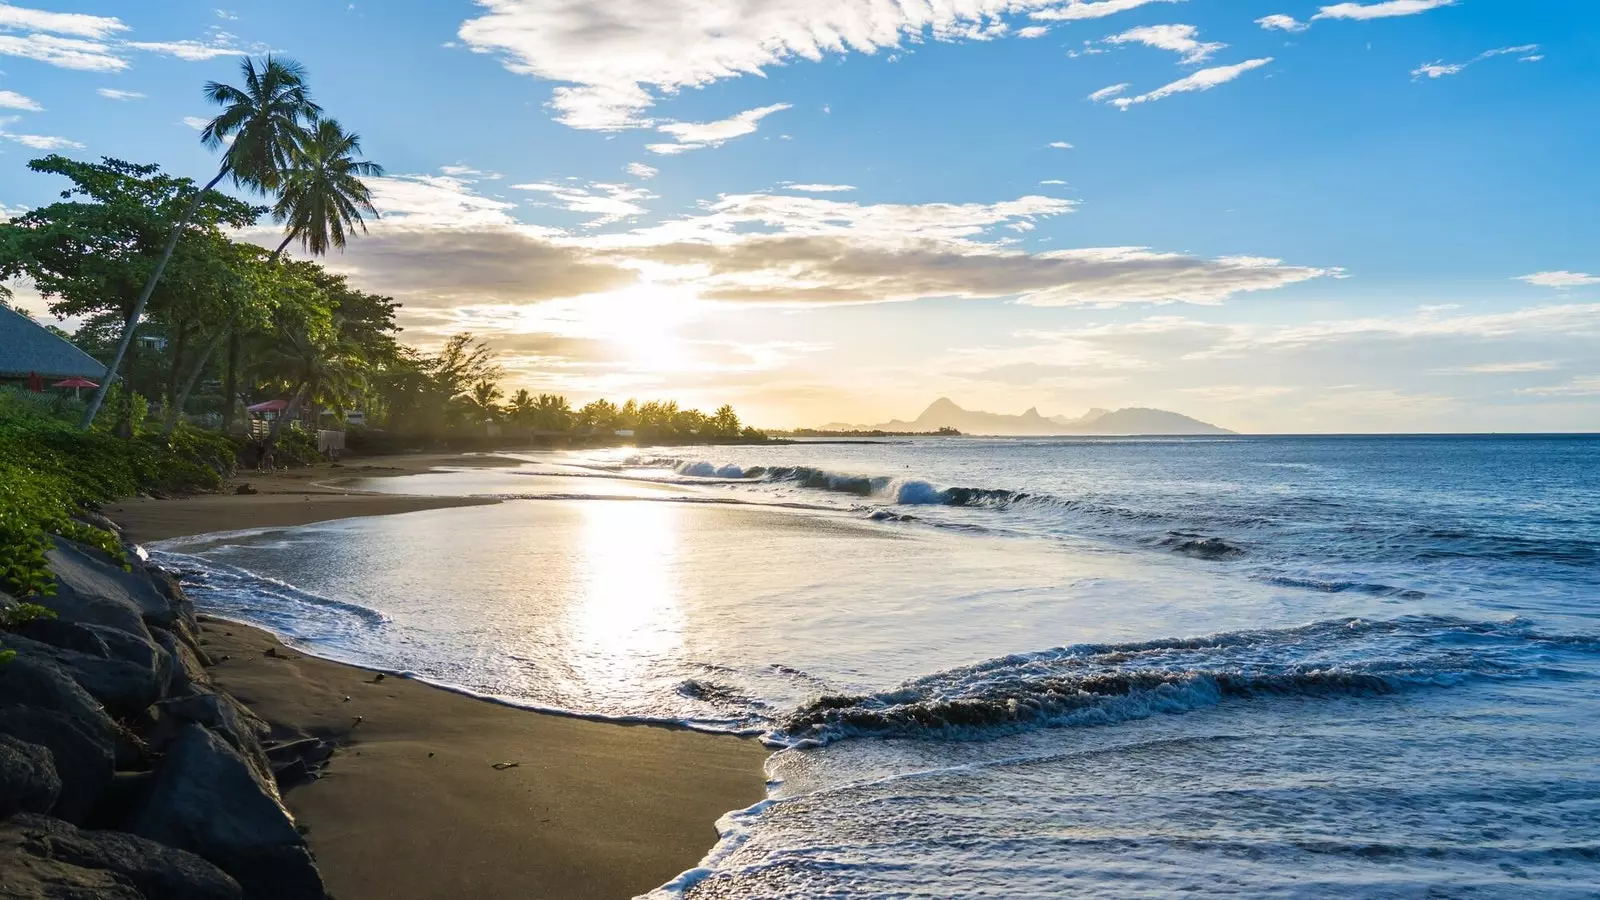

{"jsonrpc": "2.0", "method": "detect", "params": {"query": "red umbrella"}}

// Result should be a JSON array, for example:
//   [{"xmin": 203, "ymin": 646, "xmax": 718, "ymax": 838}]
[
  {"xmin": 52, "ymin": 376, "xmax": 99, "ymax": 400},
  {"xmin": 247, "ymin": 399, "xmax": 290, "ymax": 413}
]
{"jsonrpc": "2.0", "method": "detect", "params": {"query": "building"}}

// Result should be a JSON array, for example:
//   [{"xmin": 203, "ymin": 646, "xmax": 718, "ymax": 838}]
[{"xmin": 0, "ymin": 306, "xmax": 106, "ymax": 388}]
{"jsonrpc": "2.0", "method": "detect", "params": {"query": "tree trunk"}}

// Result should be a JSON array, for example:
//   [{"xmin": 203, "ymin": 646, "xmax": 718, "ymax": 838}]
[
  {"xmin": 166, "ymin": 320, "xmax": 189, "ymax": 410},
  {"xmin": 80, "ymin": 167, "xmax": 229, "ymax": 430},
  {"xmin": 162, "ymin": 311, "xmax": 236, "ymax": 436},
  {"xmin": 260, "ymin": 379, "xmax": 309, "ymax": 461},
  {"xmin": 221, "ymin": 330, "xmax": 240, "ymax": 434}
]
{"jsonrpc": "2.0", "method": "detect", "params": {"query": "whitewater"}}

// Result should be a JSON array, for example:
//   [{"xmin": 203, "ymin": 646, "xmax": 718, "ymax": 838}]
[{"xmin": 150, "ymin": 435, "xmax": 1600, "ymax": 897}]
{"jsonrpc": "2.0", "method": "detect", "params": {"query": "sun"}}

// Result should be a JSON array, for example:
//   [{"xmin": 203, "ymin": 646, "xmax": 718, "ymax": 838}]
[{"xmin": 588, "ymin": 281, "xmax": 702, "ymax": 375}]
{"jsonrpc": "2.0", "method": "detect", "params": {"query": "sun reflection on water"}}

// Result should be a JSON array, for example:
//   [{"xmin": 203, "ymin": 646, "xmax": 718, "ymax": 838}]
[{"xmin": 564, "ymin": 500, "xmax": 685, "ymax": 691}]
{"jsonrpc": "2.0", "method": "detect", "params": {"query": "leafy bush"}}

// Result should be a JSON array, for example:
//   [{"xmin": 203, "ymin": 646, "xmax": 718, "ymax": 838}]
[{"xmin": 0, "ymin": 401, "xmax": 233, "ymax": 596}]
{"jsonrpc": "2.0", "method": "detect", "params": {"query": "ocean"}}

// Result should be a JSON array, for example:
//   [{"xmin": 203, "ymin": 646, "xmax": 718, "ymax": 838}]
[{"xmin": 151, "ymin": 436, "xmax": 1600, "ymax": 898}]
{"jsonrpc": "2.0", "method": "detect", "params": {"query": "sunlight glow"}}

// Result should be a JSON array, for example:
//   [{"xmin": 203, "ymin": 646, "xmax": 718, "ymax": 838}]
[{"xmin": 564, "ymin": 500, "xmax": 685, "ymax": 689}]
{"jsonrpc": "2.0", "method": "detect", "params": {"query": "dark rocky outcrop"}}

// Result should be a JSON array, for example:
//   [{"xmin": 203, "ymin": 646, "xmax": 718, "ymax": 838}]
[
  {"xmin": 0, "ymin": 735, "xmax": 61, "ymax": 819},
  {"xmin": 0, "ymin": 814, "xmax": 242, "ymax": 900},
  {"xmin": 0, "ymin": 534, "xmax": 329, "ymax": 899},
  {"xmin": 127, "ymin": 724, "xmax": 323, "ymax": 900},
  {"xmin": 0, "ymin": 707, "xmax": 113, "ymax": 825}
]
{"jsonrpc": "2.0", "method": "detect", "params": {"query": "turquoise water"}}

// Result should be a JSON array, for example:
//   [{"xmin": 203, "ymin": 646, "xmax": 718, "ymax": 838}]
[{"xmin": 154, "ymin": 436, "xmax": 1600, "ymax": 898}]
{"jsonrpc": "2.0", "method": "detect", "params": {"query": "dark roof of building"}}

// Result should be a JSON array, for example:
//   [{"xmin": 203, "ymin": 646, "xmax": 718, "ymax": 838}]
[{"xmin": 0, "ymin": 305, "xmax": 107, "ymax": 380}]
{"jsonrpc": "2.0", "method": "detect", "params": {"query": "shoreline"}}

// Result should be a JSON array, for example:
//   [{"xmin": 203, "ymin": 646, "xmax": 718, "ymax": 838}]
[{"xmin": 107, "ymin": 453, "xmax": 772, "ymax": 900}]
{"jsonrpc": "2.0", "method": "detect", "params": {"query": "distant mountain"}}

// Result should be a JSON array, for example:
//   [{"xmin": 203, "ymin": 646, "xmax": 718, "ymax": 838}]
[{"xmin": 821, "ymin": 398, "xmax": 1233, "ymax": 436}]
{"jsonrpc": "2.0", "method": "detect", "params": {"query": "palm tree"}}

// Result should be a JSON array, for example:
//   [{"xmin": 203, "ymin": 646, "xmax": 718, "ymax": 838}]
[
  {"xmin": 162, "ymin": 118, "xmax": 382, "ymax": 435},
  {"xmin": 467, "ymin": 381, "xmax": 504, "ymax": 423},
  {"xmin": 506, "ymin": 389, "xmax": 536, "ymax": 425},
  {"xmin": 258, "ymin": 313, "xmax": 364, "ymax": 460},
  {"xmin": 84, "ymin": 55, "xmax": 320, "ymax": 430}
]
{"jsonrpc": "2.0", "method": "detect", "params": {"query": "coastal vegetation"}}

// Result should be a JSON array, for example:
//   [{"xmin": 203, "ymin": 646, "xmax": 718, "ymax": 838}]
[{"xmin": 0, "ymin": 55, "xmax": 766, "ymax": 597}]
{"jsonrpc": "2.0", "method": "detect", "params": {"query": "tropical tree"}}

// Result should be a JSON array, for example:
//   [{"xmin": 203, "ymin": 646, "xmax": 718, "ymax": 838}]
[
  {"xmin": 531, "ymin": 394, "xmax": 572, "ymax": 432},
  {"xmin": 82, "ymin": 55, "xmax": 320, "ymax": 429},
  {"xmin": 505, "ymin": 389, "xmax": 536, "ymax": 425},
  {"xmin": 163, "ymin": 119, "xmax": 382, "ymax": 434},
  {"xmin": 466, "ymin": 380, "xmax": 504, "ymax": 422},
  {"xmin": 579, "ymin": 398, "xmax": 619, "ymax": 432}
]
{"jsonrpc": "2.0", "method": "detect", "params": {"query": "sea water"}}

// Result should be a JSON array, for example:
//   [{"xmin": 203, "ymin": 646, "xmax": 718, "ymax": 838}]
[{"xmin": 151, "ymin": 436, "xmax": 1600, "ymax": 898}]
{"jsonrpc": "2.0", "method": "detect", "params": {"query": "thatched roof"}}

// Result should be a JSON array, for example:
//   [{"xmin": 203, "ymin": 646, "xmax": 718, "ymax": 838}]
[{"xmin": 0, "ymin": 306, "xmax": 106, "ymax": 380}]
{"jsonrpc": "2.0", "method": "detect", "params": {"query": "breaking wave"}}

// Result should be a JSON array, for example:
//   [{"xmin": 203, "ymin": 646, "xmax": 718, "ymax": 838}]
[{"xmin": 771, "ymin": 616, "xmax": 1592, "ymax": 746}]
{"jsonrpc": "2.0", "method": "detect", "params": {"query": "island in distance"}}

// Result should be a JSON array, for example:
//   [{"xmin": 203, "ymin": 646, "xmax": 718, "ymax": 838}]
[{"xmin": 817, "ymin": 398, "xmax": 1234, "ymax": 437}]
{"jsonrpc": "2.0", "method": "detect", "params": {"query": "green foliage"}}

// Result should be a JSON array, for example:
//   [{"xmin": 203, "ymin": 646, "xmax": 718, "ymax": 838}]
[
  {"xmin": 0, "ymin": 602, "xmax": 57, "ymax": 628},
  {"xmin": 0, "ymin": 401, "xmax": 229, "ymax": 596}
]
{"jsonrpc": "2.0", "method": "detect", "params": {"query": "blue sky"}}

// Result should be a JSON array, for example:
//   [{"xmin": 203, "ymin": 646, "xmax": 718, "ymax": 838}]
[{"xmin": 2, "ymin": 0, "xmax": 1597, "ymax": 432}]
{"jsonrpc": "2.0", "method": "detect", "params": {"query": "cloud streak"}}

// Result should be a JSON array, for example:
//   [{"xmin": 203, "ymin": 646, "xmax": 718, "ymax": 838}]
[
  {"xmin": 1105, "ymin": 58, "xmax": 1273, "ymax": 109},
  {"xmin": 648, "ymin": 103, "xmax": 791, "ymax": 154},
  {"xmin": 1103, "ymin": 24, "xmax": 1224, "ymax": 64}
]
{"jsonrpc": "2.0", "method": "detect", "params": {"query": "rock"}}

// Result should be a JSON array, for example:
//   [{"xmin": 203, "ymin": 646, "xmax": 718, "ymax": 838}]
[
  {"xmin": 127, "ymin": 724, "xmax": 324, "ymax": 900},
  {"xmin": 44, "ymin": 537, "xmax": 176, "ymax": 632},
  {"xmin": 153, "ymin": 627, "xmax": 211, "ymax": 692},
  {"xmin": 6, "ymin": 814, "xmax": 243, "ymax": 900},
  {"xmin": 15, "ymin": 619, "xmax": 112, "ymax": 658},
  {"xmin": 234, "ymin": 484, "xmax": 258, "ymax": 495},
  {"xmin": 0, "ymin": 635, "xmax": 164, "ymax": 721},
  {"xmin": 155, "ymin": 690, "xmax": 274, "ymax": 791},
  {"xmin": 0, "ymin": 707, "xmax": 114, "ymax": 825},
  {"xmin": 0, "ymin": 734, "xmax": 61, "ymax": 819},
  {"xmin": 0, "ymin": 654, "xmax": 118, "ymax": 743},
  {"xmin": 18, "ymin": 620, "xmax": 173, "ymax": 695}
]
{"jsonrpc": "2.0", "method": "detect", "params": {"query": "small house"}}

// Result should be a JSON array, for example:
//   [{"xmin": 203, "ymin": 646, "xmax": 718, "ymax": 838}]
[{"xmin": 0, "ymin": 306, "xmax": 106, "ymax": 389}]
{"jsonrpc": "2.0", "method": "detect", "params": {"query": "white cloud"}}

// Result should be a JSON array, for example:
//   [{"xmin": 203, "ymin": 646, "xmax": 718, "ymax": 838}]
[
  {"xmin": 1016, "ymin": 25, "xmax": 1050, "ymax": 38},
  {"xmin": 0, "ymin": 32, "xmax": 126, "ymax": 70},
  {"xmin": 0, "ymin": 120, "xmax": 83, "ymax": 149},
  {"xmin": 1088, "ymin": 82, "xmax": 1130, "ymax": 101},
  {"xmin": 0, "ymin": 3, "xmax": 126, "ymax": 39},
  {"xmin": 1520, "ymin": 54, "xmax": 1544, "ymax": 63},
  {"xmin": 626, "ymin": 162, "xmax": 659, "ymax": 179},
  {"xmin": 1039, "ymin": 179, "xmax": 1067, "ymax": 185},
  {"xmin": 649, "ymin": 102, "xmax": 791, "ymax": 154},
  {"xmin": 513, "ymin": 180, "xmax": 655, "ymax": 227},
  {"xmin": 1519, "ymin": 271, "xmax": 1600, "ymax": 289},
  {"xmin": 1518, "ymin": 377, "xmax": 1600, "ymax": 397},
  {"xmin": 1103, "ymin": 24, "xmax": 1223, "ymax": 64},
  {"xmin": 126, "ymin": 37, "xmax": 247, "ymax": 61},
  {"xmin": 1107, "ymin": 58, "xmax": 1273, "ymax": 109},
  {"xmin": 1314, "ymin": 0, "xmax": 1456, "ymax": 21},
  {"xmin": 439, "ymin": 164, "xmax": 503, "ymax": 180},
  {"xmin": 0, "ymin": 88, "xmax": 39, "ymax": 110},
  {"xmin": 1256, "ymin": 14, "xmax": 1308, "ymax": 32},
  {"xmin": 786, "ymin": 183, "xmax": 856, "ymax": 192},
  {"xmin": 458, "ymin": 0, "xmax": 1185, "ymax": 129},
  {"xmin": 96, "ymin": 87, "xmax": 144, "ymax": 100},
  {"xmin": 1049, "ymin": 140, "xmax": 1074, "ymax": 149},
  {"xmin": 1450, "ymin": 361, "xmax": 1559, "ymax": 374},
  {"xmin": 182, "ymin": 116, "xmax": 210, "ymax": 130},
  {"xmin": 1413, "ymin": 44, "xmax": 1539, "ymax": 79}
]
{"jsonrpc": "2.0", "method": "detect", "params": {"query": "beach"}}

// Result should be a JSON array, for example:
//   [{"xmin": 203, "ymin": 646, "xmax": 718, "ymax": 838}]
[{"xmin": 107, "ymin": 454, "xmax": 771, "ymax": 900}]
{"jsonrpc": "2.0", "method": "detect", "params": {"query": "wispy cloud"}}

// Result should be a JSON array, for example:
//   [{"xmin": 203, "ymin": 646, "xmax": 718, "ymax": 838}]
[
  {"xmin": 0, "ymin": 5, "xmax": 261, "ymax": 71},
  {"xmin": 96, "ymin": 87, "xmax": 144, "ymax": 100},
  {"xmin": 458, "ymin": 0, "xmax": 1184, "ymax": 129},
  {"xmin": 1413, "ymin": 44, "xmax": 1539, "ymax": 79},
  {"xmin": 1448, "ymin": 361, "xmax": 1560, "ymax": 374},
  {"xmin": 1519, "ymin": 271, "xmax": 1600, "ymax": 289},
  {"xmin": 512, "ymin": 180, "xmax": 656, "ymax": 227},
  {"xmin": 1088, "ymin": 83, "xmax": 1130, "ymax": 102},
  {"xmin": 648, "ymin": 103, "xmax": 791, "ymax": 154},
  {"xmin": 1104, "ymin": 58, "xmax": 1273, "ymax": 109},
  {"xmin": 1314, "ymin": 0, "xmax": 1457, "ymax": 21},
  {"xmin": 1049, "ymin": 141, "xmax": 1075, "ymax": 149},
  {"xmin": 1103, "ymin": 24, "xmax": 1224, "ymax": 64},
  {"xmin": 0, "ymin": 88, "xmax": 40, "ymax": 110},
  {"xmin": 0, "ymin": 116, "xmax": 83, "ymax": 149},
  {"xmin": 785, "ymin": 183, "xmax": 856, "ymax": 193},
  {"xmin": 0, "ymin": 3, "xmax": 127, "ymax": 39},
  {"xmin": 181, "ymin": 116, "xmax": 209, "ymax": 130},
  {"xmin": 625, "ymin": 162, "xmax": 659, "ymax": 179},
  {"xmin": 1518, "ymin": 377, "xmax": 1600, "ymax": 397},
  {"xmin": 1256, "ymin": 14, "xmax": 1309, "ymax": 32}
]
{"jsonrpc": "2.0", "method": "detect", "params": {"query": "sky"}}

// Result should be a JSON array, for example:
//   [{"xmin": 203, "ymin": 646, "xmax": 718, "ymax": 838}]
[{"xmin": 1, "ymin": 0, "xmax": 1597, "ymax": 433}]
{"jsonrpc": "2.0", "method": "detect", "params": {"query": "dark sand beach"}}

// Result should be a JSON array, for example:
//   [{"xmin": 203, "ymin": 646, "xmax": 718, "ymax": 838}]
[{"xmin": 106, "ymin": 455, "xmax": 771, "ymax": 900}]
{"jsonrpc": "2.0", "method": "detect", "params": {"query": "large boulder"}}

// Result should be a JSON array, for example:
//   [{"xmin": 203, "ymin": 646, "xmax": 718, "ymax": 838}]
[
  {"xmin": 155, "ymin": 689, "xmax": 273, "ymax": 791},
  {"xmin": 0, "ymin": 734, "xmax": 61, "ymax": 819},
  {"xmin": 126, "ymin": 724, "xmax": 324, "ymax": 900},
  {"xmin": 5, "ymin": 815, "xmax": 243, "ymax": 900},
  {"xmin": 0, "ymin": 655, "xmax": 117, "ymax": 743},
  {"xmin": 0, "ymin": 706, "xmax": 115, "ymax": 825},
  {"xmin": 0, "ymin": 635, "xmax": 164, "ymax": 721},
  {"xmin": 152, "ymin": 627, "xmax": 210, "ymax": 692},
  {"xmin": 43, "ymin": 537, "xmax": 176, "ymax": 632}
]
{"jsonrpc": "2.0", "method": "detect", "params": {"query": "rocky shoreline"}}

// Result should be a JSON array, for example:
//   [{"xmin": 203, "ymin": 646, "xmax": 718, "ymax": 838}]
[{"xmin": 1, "ymin": 521, "xmax": 332, "ymax": 900}]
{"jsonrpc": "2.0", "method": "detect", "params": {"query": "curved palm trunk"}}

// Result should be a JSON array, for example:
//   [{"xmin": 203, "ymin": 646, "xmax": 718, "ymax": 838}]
[
  {"xmin": 221, "ymin": 330, "xmax": 241, "ymax": 434},
  {"xmin": 260, "ymin": 379, "xmax": 309, "ymax": 462},
  {"xmin": 81, "ymin": 168, "xmax": 229, "ymax": 430},
  {"xmin": 161, "ymin": 235, "xmax": 294, "ymax": 437}
]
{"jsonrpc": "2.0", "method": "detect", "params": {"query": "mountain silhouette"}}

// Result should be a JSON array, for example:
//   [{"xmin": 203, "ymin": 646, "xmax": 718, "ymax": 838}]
[{"xmin": 823, "ymin": 399, "xmax": 1233, "ymax": 436}]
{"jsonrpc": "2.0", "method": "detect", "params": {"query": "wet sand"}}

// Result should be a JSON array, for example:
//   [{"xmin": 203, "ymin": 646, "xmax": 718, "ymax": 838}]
[{"xmin": 108, "ymin": 453, "xmax": 771, "ymax": 899}]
